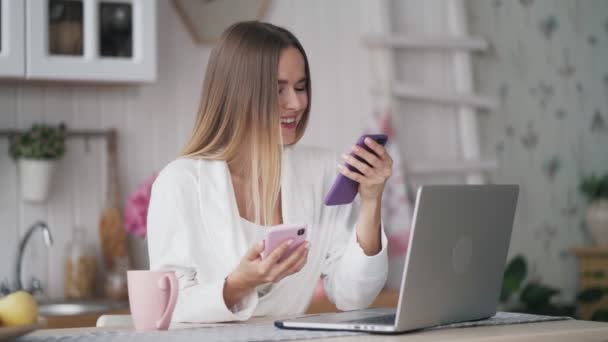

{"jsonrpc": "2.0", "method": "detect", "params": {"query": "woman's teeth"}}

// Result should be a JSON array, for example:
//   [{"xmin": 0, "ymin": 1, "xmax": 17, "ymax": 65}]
[{"xmin": 281, "ymin": 117, "xmax": 296, "ymax": 124}]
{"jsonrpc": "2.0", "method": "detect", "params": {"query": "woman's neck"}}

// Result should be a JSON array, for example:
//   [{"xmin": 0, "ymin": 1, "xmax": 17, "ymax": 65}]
[{"xmin": 227, "ymin": 154, "xmax": 251, "ymax": 179}]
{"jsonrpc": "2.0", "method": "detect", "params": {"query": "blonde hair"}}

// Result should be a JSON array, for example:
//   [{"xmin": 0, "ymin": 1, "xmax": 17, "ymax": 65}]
[{"xmin": 181, "ymin": 21, "xmax": 311, "ymax": 226}]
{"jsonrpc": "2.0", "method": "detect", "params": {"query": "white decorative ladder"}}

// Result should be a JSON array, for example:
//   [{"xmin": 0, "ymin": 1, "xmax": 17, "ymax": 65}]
[{"xmin": 362, "ymin": 0, "xmax": 497, "ymax": 185}]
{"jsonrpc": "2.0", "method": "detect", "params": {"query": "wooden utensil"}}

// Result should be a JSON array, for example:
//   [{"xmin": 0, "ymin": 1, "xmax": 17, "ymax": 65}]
[{"xmin": 98, "ymin": 130, "xmax": 130, "ymax": 271}]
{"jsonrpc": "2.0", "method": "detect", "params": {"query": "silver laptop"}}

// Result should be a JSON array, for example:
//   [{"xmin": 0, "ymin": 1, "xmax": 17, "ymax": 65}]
[{"xmin": 275, "ymin": 184, "xmax": 519, "ymax": 333}]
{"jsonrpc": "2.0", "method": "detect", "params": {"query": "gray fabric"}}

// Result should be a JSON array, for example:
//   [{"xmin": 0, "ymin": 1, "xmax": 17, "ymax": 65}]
[
  {"xmin": 17, "ymin": 312, "xmax": 571, "ymax": 341},
  {"xmin": 428, "ymin": 311, "xmax": 572, "ymax": 330}
]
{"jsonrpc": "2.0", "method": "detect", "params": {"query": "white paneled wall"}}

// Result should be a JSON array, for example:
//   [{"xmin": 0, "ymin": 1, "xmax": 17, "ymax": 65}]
[{"xmin": 0, "ymin": 0, "xmax": 380, "ymax": 300}]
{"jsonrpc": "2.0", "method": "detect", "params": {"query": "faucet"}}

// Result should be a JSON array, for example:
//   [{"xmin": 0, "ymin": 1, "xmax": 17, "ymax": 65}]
[{"xmin": 1, "ymin": 221, "xmax": 53, "ymax": 296}]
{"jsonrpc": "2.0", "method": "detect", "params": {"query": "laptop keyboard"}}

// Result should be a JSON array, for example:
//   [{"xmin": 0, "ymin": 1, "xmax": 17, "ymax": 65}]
[{"xmin": 348, "ymin": 313, "xmax": 396, "ymax": 325}]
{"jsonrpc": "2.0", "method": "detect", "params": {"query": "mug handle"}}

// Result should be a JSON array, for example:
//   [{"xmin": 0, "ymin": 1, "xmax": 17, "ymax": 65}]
[{"xmin": 156, "ymin": 272, "xmax": 178, "ymax": 329}]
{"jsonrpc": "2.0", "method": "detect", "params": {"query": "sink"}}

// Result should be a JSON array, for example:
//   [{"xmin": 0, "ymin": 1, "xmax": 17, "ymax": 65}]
[{"xmin": 38, "ymin": 300, "xmax": 129, "ymax": 316}]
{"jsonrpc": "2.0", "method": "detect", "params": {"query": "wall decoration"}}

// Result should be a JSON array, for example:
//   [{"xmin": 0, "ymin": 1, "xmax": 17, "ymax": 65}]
[
  {"xmin": 557, "ymin": 49, "xmax": 575, "ymax": 80},
  {"xmin": 542, "ymin": 156, "xmax": 562, "ymax": 182},
  {"xmin": 520, "ymin": 121, "xmax": 539, "ymax": 151},
  {"xmin": 539, "ymin": 15, "xmax": 558, "ymax": 40},
  {"xmin": 590, "ymin": 111, "xmax": 606, "ymax": 133},
  {"xmin": 172, "ymin": 0, "xmax": 269, "ymax": 44},
  {"xmin": 560, "ymin": 190, "xmax": 578, "ymax": 218},
  {"xmin": 535, "ymin": 222, "xmax": 558, "ymax": 252},
  {"xmin": 519, "ymin": 0, "xmax": 534, "ymax": 8},
  {"xmin": 469, "ymin": 0, "xmax": 608, "ymax": 300}
]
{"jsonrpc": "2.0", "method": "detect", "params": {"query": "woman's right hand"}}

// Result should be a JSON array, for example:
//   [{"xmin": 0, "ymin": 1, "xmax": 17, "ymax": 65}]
[{"xmin": 223, "ymin": 239, "xmax": 309, "ymax": 308}]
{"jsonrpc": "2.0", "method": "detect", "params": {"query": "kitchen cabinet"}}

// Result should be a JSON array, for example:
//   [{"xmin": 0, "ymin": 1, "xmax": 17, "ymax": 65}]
[
  {"xmin": 44, "ymin": 308, "xmax": 130, "ymax": 329},
  {"xmin": 0, "ymin": 0, "xmax": 156, "ymax": 82},
  {"xmin": 0, "ymin": 0, "xmax": 25, "ymax": 77},
  {"xmin": 41, "ymin": 291, "xmax": 398, "ymax": 328}
]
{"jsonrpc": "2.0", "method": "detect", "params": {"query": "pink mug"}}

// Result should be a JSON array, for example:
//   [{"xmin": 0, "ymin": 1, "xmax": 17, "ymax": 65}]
[{"xmin": 127, "ymin": 270, "xmax": 178, "ymax": 331}]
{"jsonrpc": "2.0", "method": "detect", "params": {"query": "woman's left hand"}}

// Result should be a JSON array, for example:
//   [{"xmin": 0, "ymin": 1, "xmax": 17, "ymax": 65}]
[{"xmin": 338, "ymin": 137, "xmax": 393, "ymax": 203}]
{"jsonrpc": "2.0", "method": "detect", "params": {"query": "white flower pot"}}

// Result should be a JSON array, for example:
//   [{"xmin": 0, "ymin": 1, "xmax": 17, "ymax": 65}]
[
  {"xmin": 18, "ymin": 159, "xmax": 57, "ymax": 203},
  {"xmin": 586, "ymin": 199, "xmax": 608, "ymax": 246}
]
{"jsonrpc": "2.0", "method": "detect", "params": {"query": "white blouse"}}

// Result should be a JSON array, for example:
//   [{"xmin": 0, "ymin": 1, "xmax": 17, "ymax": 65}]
[{"xmin": 147, "ymin": 145, "xmax": 388, "ymax": 323}]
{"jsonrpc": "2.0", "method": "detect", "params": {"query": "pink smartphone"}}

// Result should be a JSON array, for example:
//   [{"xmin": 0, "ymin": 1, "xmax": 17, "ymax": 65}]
[
  {"xmin": 324, "ymin": 134, "xmax": 388, "ymax": 206},
  {"xmin": 262, "ymin": 224, "xmax": 307, "ymax": 263}
]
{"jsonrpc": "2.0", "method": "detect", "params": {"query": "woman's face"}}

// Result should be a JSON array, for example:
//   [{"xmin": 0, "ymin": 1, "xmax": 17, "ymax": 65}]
[{"xmin": 278, "ymin": 47, "xmax": 308, "ymax": 145}]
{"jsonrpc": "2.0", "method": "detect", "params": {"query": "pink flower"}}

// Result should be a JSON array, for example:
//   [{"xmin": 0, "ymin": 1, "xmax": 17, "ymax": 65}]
[
  {"xmin": 387, "ymin": 231, "xmax": 410, "ymax": 258},
  {"xmin": 124, "ymin": 172, "xmax": 158, "ymax": 238}
]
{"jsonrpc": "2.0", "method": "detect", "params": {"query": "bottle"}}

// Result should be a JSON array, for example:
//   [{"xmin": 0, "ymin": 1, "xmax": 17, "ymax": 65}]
[{"xmin": 64, "ymin": 227, "xmax": 97, "ymax": 299}]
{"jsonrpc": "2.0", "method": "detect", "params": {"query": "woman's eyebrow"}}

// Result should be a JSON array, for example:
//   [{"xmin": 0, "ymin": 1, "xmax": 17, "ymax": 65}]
[{"xmin": 278, "ymin": 78, "xmax": 308, "ymax": 85}]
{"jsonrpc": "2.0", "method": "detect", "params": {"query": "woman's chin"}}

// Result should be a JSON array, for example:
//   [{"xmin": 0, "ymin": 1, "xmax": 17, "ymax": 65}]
[{"xmin": 281, "ymin": 135, "xmax": 296, "ymax": 145}]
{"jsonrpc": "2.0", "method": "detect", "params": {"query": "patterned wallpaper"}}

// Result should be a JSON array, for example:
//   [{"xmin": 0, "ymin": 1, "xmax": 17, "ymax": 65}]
[{"xmin": 468, "ymin": 0, "xmax": 608, "ymax": 300}]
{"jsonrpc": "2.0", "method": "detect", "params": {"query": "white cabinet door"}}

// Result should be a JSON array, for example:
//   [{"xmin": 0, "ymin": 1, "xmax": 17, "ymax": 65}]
[
  {"xmin": 0, "ymin": 0, "xmax": 25, "ymax": 77},
  {"xmin": 26, "ymin": 0, "xmax": 156, "ymax": 82}
]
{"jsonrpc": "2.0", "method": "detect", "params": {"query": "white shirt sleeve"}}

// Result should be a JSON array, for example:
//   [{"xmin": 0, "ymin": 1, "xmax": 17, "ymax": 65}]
[
  {"xmin": 147, "ymin": 164, "xmax": 258, "ymax": 323},
  {"xmin": 319, "ymin": 155, "xmax": 389, "ymax": 311}
]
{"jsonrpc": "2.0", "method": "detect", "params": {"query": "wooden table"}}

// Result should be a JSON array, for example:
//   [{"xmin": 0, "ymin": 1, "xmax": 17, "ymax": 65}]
[{"xmin": 29, "ymin": 290, "xmax": 608, "ymax": 340}]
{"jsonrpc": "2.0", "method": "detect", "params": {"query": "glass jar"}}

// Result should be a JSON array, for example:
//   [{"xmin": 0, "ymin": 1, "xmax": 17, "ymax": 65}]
[
  {"xmin": 64, "ymin": 227, "xmax": 97, "ymax": 299},
  {"xmin": 104, "ymin": 255, "xmax": 129, "ymax": 300}
]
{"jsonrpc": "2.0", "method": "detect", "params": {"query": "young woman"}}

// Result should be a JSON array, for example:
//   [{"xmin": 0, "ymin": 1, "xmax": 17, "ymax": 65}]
[{"xmin": 147, "ymin": 21, "xmax": 393, "ymax": 323}]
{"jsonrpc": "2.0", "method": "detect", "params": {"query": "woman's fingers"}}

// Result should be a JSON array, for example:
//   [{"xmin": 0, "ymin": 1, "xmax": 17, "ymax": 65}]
[
  {"xmin": 285, "ymin": 246, "xmax": 309, "ymax": 273},
  {"xmin": 264, "ymin": 239, "xmax": 294, "ymax": 266},
  {"xmin": 274, "ymin": 243, "xmax": 309, "ymax": 280},
  {"xmin": 339, "ymin": 138, "xmax": 394, "ymax": 184},
  {"xmin": 246, "ymin": 240, "xmax": 265, "ymax": 261},
  {"xmin": 341, "ymin": 154, "xmax": 372, "ymax": 176},
  {"xmin": 363, "ymin": 137, "xmax": 386, "ymax": 158},
  {"xmin": 270, "ymin": 242, "xmax": 308, "ymax": 279},
  {"xmin": 338, "ymin": 164, "xmax": 365, "ymax": 183},
  {"xmin": 351, "ymin": 146, "xmax": 380, "ymax": 167}
]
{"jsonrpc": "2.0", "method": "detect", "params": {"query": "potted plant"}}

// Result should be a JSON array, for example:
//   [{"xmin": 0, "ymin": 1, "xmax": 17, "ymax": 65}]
[
  {"xmin": 501, "ymin": 255, "xmax": 576, "ymax": 317},
  {"xmin": 9, "ymin": 123, "xmax": 67, "ymax": 203},
  {"xmin": 501, "ymin": 254, "xmax": 608, "ymax": 321},
  {"xmin": 579, "ymin": 173, "xmax": 608, "ymax": 246}
]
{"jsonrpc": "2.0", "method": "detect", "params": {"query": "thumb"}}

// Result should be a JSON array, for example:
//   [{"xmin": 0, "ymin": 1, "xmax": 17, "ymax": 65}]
[{"xmin": 246, "ymin": 240, "xmax": 265, "ymax": 260}]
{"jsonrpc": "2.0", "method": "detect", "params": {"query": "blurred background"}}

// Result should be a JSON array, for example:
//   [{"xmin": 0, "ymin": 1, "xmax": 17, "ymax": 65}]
[{"xmin": 1, "ymin": 0, "xmax": 607, "ymax": 327}]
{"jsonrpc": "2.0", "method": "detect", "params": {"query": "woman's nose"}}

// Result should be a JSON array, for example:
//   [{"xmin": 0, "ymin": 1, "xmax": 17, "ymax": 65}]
[{"xmin": 281, "ymin": 88, "xmax": 302, "ymax": 111}]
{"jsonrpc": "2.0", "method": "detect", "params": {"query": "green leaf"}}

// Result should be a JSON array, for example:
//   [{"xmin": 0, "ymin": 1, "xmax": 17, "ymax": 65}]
[
  {"xmin": 7, "ymin": 123, "xmax": 67, "ymax": 160},
  {"xmin": 520, "ymin": 282, "xmax": 560, "ymax": 307},
  {"xmin": 501, "ymin": 255, "xmax": 527, "ymax": 302},
  {"xmin": 580, "ymin": 173, "xmax": 608, "ymax": 201},
  {"xmin": 591, "ymin": 309, "xmax": 608, "ymax": 322},
  {"xmin": 527, "ymin": 303, "xmax": 575, "ymax": 317},
  {"xmin": 577, "ymin": 287, "xmax": 605, "ymax": 303}
]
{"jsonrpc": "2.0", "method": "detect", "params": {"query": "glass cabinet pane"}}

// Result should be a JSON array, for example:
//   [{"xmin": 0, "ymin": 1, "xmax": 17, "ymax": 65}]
[
  {"xmin": 99, "ymin": 2, "xmax": 133, "ymax": 58},
  {"xmin": 48, "ymin": 0, "xmax": 84, "ymax": 56}
]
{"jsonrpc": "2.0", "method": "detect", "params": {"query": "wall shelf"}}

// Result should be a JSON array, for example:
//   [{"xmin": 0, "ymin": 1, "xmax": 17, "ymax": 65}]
[
  {"xmin": 372, "ymin": 82, "xmax": 498, "ymax": 111},
  {"xmin": 408, "ymin": 159, "xmax": 498, "ymax": 176},
  {"xmin": 0, "ymin": 129, "xmax": 115, "ymax": 140},
  {"xmin": 362, "ymin": 34, "xmax": 489, "ymax": 51}
]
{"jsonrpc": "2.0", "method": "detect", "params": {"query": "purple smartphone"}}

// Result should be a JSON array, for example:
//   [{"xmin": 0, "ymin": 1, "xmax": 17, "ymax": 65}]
[
  {"xmin": 324, "ymin": 134, "xmax": 388, "ymax": 206},
  {"xmin": 262, "ymin": 224, "xmax": 307, "ymax": 263}
]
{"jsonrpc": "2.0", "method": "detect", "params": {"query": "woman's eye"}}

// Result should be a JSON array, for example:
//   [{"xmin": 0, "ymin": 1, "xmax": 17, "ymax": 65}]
[{"xmin": 295, "ymin": 87, "xmax": 306, "ymax": 92}]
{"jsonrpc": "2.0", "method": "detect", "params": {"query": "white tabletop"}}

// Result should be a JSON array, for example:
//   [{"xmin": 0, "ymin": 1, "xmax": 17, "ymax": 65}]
[{"xmin": 25, "ymin": 318, "xmax": 608, "ymax": 341}]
